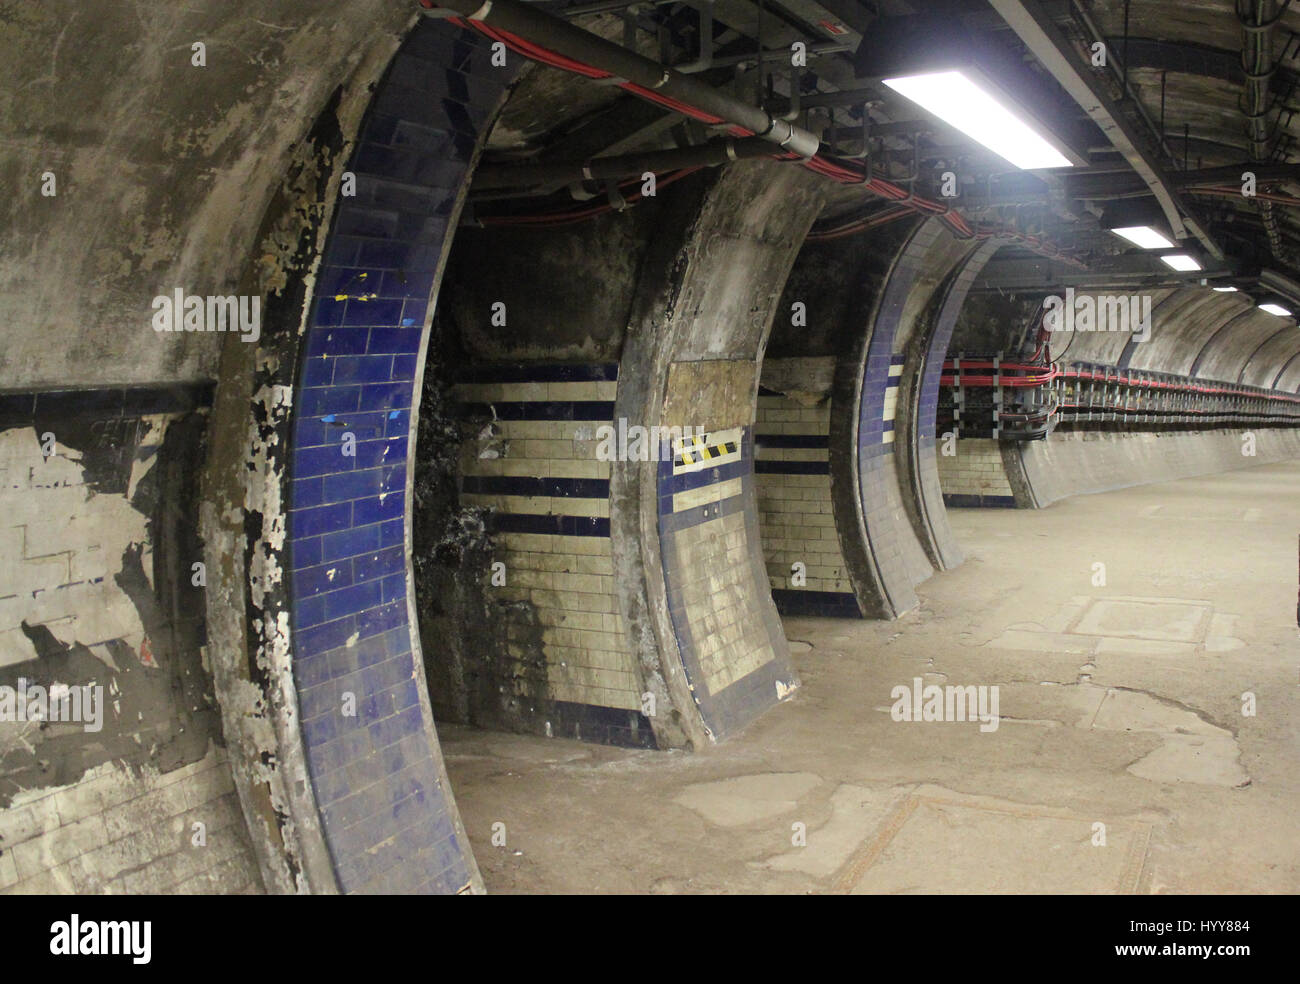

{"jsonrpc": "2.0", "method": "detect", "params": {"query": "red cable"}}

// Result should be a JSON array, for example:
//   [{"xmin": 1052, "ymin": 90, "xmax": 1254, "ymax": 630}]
[{"xmin": 453, "ymin": 16, "xmax": 1079, "ymax": 263}]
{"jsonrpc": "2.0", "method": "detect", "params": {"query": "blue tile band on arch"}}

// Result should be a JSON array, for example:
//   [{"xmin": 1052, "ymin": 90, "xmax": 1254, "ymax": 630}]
[{"xmin": 284, "ymin": 19, "xmax": 515, "ymax": 895}]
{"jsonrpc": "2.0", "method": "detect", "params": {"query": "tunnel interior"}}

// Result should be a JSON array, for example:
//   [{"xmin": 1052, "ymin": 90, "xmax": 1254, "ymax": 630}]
[{"xmin": 2, "ymin": 0, "xmax": 1300, "ymax": 900}]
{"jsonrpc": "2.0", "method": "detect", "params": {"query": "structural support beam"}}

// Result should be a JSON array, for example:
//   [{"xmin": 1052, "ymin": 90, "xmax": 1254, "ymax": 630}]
[
  {"xmin": 425, "ymin": 0, "xmax": 823, "ymax": 158},
  {"xmin": 1064, "ymin": 162, "xmax": 1300, "ymax": 200},
  {"xmin": 473, "ymin": 136, "xmax": 775, "ymax": 190},
  {"xmin": 974, "ymin": 255, "xmax": 1232, "ymax": 291},
  {"xmin": 988, "ymin": 0, "xmax": 1225, "ymax": 261}
]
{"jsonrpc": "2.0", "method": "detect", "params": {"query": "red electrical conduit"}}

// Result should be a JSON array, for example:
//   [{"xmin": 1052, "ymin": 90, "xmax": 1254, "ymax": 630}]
[
  {"xmin": 450, "ymin": 16, "xmax": 1083, "ymax": 265},
  {"xmin": 940, "ymin": 360, "xmax": 1300, "ymax": 405}
]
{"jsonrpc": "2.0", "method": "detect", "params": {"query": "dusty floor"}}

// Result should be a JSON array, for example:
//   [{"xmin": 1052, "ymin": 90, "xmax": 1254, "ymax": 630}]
[{"xmin": 440, "ymin": 460, "xmax": 1300, "ymax": 893}]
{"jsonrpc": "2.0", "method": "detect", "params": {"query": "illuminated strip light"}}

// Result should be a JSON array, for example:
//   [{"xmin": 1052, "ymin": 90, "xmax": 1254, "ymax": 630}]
[
  {"xmin": 1259, "ymin": 303, "xmax": 1292, "ymax": 317},
  {"xmin": 1111, "ymin": 226, "xmax": 1174, "ymax": 249},
  {"xmin": 881, "ymin": 70, "xmax": 1074, "ymax": 170},
  {"xmin": 1160, "ymin": 254, "xmax": 1202, "ymax": 272}
]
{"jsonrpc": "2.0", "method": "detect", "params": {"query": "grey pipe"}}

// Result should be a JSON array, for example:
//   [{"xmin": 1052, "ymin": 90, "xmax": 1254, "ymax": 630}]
[
  {"xmin": 424, "ymin": 0, "xmax": 822, "ymax": 159},
  {"xmin": 472, "ymin": 136, "xmax": 776, "ymax": 189}
]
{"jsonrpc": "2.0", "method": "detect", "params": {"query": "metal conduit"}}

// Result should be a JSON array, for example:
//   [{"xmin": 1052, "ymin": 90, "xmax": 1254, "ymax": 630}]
[
  {"xmin": 1240, "ymin": 0, "xmax": 1291, "ymax": 260},
  {"xmin": 423, "ymin": 0, "xmax": 823, "ymax": 159}
]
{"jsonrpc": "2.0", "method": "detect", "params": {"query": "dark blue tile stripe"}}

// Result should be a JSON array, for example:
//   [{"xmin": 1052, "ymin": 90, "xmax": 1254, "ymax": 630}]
[
  {"xmin": 485, "ymin": 512, "xmax": 611, "ymax": 537},
  {"xmin": 943, "ymin": 492, "xmax": 1017, "ymax": 508},
  {"xmin": 457, "ymin": 400, "xmax": 616, "ymax": 420},
  {"xmin": 461, "ymin": 474, "xmax": 609, "ymax": 498},
  {"xmin": 771, "ymin": 588, "xmax": 863, "ymax": 618},
  {"xmin": 754, "ymin": 433, "xmax": 829, "ymax": 449},
  {"xmin": 754, "ymin": 460, "xmax": 831, "ymax": 475},
  {"xmin": 283, "ymin": 19, "xmax": 513, "ymax": 896},
  {"xmin": 857, "ymin": 223, "xmax": 943, "ymax": 460},
  {"xmin": 656, "ymin": 456, "xmax": 749, "ymax": 496}
]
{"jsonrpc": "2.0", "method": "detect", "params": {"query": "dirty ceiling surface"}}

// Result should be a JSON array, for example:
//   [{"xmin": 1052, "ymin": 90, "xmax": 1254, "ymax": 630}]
[{"xmin": 468, "ymin": 0, "xmax": 1300, "ymax": 293}]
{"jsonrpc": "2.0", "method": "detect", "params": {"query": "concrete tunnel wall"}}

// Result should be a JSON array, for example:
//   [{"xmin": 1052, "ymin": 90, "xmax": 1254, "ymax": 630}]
[
  {"xmin": 757, "ymin": 218, "xmax": 1003, "ymax": 622},
  {"xmin": 413, "ymin": 159, "xmax": 821, "ymax": 750},
  {"xmin": 825, "ymin": 218, "xmax": 991, "ymax": 619},
  {"xmin": 1, "ymin": 13, "xmax": 531, "ymax": 897},
  {"xmin": 422, "ymin": 205, "xmax": 661, "ymax": 748},
  {"xmin": 943, "ymin": 283, "xmax": 1300, "ymax": 510},
  {"xmin": 0, "ymin": 0, "xmax": 436, "ymax": 894},
  {"xmin": 610, "ymin": 161, "xmax": 822, "ymax": 743}
]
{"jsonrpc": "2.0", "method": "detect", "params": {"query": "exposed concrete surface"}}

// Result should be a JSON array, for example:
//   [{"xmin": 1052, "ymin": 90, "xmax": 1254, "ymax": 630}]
[
  {"xmin": 1014, "ymin": 428, "xmax": 1300, "ymax": 507},
  {"xmin": 438, "ymin": 461, "xmax": 1300, "ymax": 893},
  {"xmin": 0, "ymin": 1, "xmax": 418, "ymax": 388},
  {"xmin": 0, "ymin": 411, "xmax": 264, "ymax": 893}
]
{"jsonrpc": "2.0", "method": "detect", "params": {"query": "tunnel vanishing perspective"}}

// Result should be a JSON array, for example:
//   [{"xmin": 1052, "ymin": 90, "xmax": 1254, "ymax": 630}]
[{"xmin": 3, "ymin": 0, "xmax": 1300, "ymax": 914}]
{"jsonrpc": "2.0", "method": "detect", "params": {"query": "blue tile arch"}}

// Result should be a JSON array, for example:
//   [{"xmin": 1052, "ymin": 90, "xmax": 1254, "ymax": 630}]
[
  {"xmin": 910, "ymin": 237, "xmax": 1005, "ymax": 568},
  {"xmin": 844, "ymin": 219, "xmax": 944, "ymax": 618},
  {"xmin": 285, "ymin": 19, "xmax": 517, "ymax": 895}
]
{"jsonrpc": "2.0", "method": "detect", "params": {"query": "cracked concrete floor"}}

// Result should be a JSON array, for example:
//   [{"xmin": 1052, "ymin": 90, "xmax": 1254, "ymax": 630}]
[{"xmin": 439, "ymin": 459, "xmax": 1300, "ymax": 893}]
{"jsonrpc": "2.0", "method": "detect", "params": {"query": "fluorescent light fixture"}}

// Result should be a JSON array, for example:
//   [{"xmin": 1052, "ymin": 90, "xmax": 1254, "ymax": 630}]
[
  {"xmin": 882, "ymin": 71, "xmax": 1074, "ymax": 170},
  {"xmin": 1259, "ymin": 302, "xmax": 1291, "ymax": 317},
  {"xmin": 1111, "ymin": 226, "xmax": 1175, "ymax": 250},
  {"xmin": 1160, "ymin": 254, "xmax": 1202, "ymax": 272},
  {"xmin": 1212, "ymin": 286, "xmax": 1238, "ymax": 292}
]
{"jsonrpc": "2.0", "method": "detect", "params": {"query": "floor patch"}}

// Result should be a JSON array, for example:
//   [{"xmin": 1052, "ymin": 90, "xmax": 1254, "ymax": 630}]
[
  {"xmin": 673, "ymin": 772, "xmax": 822, "ymax": 827},
  {"xmin": 836, "ymin": 793, "xmax": 1150, "ymax": 894}
]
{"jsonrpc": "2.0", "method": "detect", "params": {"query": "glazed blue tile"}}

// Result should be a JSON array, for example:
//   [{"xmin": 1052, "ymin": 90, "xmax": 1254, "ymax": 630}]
[
  {"xmin": 295, "ymin": 615, "xmax": 358, "ymax": 661},
  {"xmin": 330, "ymin": 355, "xmax": 395, "ymax": 386},
  {"xmin": 298, "ymin": 386, "xmax": 362, "ymax": 417},
  {"xmin": 352, "ymin": 436, "xmax": 407, "ymax": 468},
  {"xmin": 290, "ymin": 501, "xmax": 353, "ymax": 538},
  {"xmin": 293, "ymin": 560, "xmax": 355, "ymax": 597},
  {"xmin": 294, "ymin": 593, "xmax": 327, "ymax": 631},
  {"xmin": 301, "ymin": 357, "xmax": 334, "ymax": 387},
  {"xmin": 355, "ymin": 545, "xmax": 405, "ymax": 582},
  {"xmin": 342, "ymin": 298, "xmax": 405, "ymax": 328},
  {"xmin": 367, "ymin": 326, "xmax": 423, "ymax": 354},
  {"xmin": 381, "ymin": 572, "xmax": 407, "ymax": 603},
  {"xmin": 351, "ymin": 492, "xmax": 405, "ymax": 526},
  {"xmin": 291, "ymin": 477, "xmax": 325, "ymax": 509},
  {"xmin": 322, "ymin": 523, "xmax": 383, "ymax": 563},
  {"xmin": 323, "ymin": 580, "xmax": 384, "ymax": 622},
  {"xmin": 357, "ymin": 599, "xmax": 408, "ymax": 640},
  {"xmin": 305, "ymin": 326, "xmax": 369, "ymax": 357},
  {"xmin": 293, "ymin": 443, "xmax": 357, "ymax": 479},
  {"xmin": 323, "ymin": 467, "xmax": 383, "ymax": 504},
  {"xmin": 391, "ymin": 355, "xmax": 417, "ymax": 380},
  {"xmin": 291, "ymin": 536, "xmax": 322, "ymax": 571},
  {"xmin": 359, "ymin": 382, "xmax": 412, "ymax": 411}
]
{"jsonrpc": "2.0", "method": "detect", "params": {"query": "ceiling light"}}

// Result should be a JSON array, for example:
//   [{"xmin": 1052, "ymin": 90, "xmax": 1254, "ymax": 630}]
[
  {"xmin": 1111, "ymin": 226, "xmax": 1175, "ymax": 250},
  {"xmin": 1212, "ymin": 286, "xmax": 1238, "ymax": 292},
  {"xmin": 1259, "ymin": 302, "xmax": 1291, "ymax": 317},
  {"xmin": 882, "ymin": 71, "xmax": 1075, "ymax": 170},
  {"xmin": 1160, "ymin": 254, "xmax": 1202, "ymax": 272}
]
